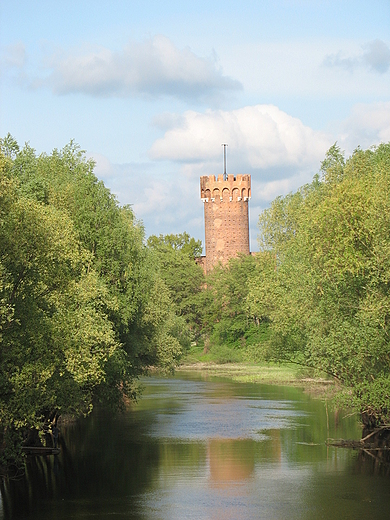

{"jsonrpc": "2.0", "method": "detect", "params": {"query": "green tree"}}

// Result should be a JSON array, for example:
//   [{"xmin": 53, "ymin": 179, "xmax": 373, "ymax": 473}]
[
  {"xmin": 0, "ymin": 133, "xmax": 19, "ymax": 159},
  {"xmin": 147, "ymin": 233, "xmax": 205, "ymax": 333},
  {"xmin": 7, "ymin": 139, "xmax": 183, "ymax": 380},
  {"xmin": 0, "ymin": 138, "xmax": 184, "ymax": 468},
  {"xmin": 248, "ymin": 143, "xmax": 390, "ymax": 427},
  {"xmin": 197, "ymin": 254, "xmax": 270, "ymax": 363},
  {"xmin": 0, "ymin": 164, "xmax": 121, "ymax": 460},
  {"xmin": 147, "ymin": 232, "xmax": 203, "ymax": 259}
]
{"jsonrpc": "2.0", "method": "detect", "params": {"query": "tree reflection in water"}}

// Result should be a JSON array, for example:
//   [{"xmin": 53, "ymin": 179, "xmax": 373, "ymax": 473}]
[{"xmin": 1, "ymin": 408, "xmax": 161, "ymax": 519}]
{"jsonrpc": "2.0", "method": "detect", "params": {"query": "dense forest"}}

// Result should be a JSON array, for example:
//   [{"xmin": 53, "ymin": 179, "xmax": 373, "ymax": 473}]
[{"xmin": 1, "ymin": 135, "xmax": 390, "ymax": 472}]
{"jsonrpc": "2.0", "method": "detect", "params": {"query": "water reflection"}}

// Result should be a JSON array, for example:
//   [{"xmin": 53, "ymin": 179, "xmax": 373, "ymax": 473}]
[
  {"xmin": 1, "ymin": 374, "xmax": 390, "ymax": 519},
  {"xmin": 208, "ymin": 439, "xmax": 256, "ymax": 483}
]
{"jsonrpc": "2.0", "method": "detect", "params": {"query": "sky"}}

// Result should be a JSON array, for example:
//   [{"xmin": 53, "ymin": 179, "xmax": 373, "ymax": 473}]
[{"xmin": 1, "ymin": 1, "xmax": 390, "ymax": 251}]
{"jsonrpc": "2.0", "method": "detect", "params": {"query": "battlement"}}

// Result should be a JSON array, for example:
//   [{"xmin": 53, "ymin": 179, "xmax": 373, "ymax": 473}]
[{"xmin": 200, "ymin": 174, "xmax": 251, "ymax": 203}]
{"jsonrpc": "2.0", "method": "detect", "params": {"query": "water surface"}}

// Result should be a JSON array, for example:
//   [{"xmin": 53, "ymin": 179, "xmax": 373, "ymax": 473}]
[{"xmin": 1, "ymin": 374, "xmax": 390, "ymax": 519}]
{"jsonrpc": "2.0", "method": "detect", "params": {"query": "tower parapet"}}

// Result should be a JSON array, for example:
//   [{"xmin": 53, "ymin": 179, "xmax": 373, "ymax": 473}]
[{"xmin": 200, "ymin": 174, "xmax": 251, "ymax": 273}]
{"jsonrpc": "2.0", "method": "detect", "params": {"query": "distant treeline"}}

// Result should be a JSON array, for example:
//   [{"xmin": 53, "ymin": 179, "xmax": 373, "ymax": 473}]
[{"xmin": 151, "ymin": 142, "xmax": 390, "ymax": 431}]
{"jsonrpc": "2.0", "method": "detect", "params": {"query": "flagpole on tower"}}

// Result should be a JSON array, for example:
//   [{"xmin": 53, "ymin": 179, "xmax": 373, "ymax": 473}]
[{"xmin": 221, "ymin": 143, "xmax": 228, "ymax": 181}]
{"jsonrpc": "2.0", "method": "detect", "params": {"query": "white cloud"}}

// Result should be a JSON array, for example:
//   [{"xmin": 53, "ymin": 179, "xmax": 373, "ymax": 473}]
[
  {"xmin": 218, "ymin": 39, "xmax": 390, "ymax": 100},
  {"xmin": 148, "ymin": 104, "xmax": 332, "ymax": 247},
  {"xmin": 149, "ymin": 104, "xmax": 331, "ymax": 176},
  {"xmin": 86, "ymin": 152, "xmax": 116, "ymax": 178},
  {"xmin": 324, "ymin": 39, "xmax": 390, "ymax": 74},
  {"xmin": 87, "ymin": 152, "xmax": 205, "ymax": 241},
  {"xmin": 3, "ymin": 41, "xmax": 26, "ymax": 68},
  {"xmin": 255, "ymin": 177, "xmax": 301, "ymax": 202},
  {"xmin": 88, "ymin": 102, "xmax": 390, "ymax": 252},
  {"xmin": 362, "ymin": 40, "xmax": 390, "ymax": 73},
  {"xmin": 1, "ymin": 42, "xmax": 28, "ymax": 87},
  {"xmin": 39, "ymin": 35, "xmax": 241, "ymax": 100},
  {"xmin": 337, "ymin": 102, "xmax": 390, "ymax": 153}
]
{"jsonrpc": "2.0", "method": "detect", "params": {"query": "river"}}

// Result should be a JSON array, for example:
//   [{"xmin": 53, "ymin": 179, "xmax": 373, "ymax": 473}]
[{"xmin": 1, "ymin": 373, "xmax": 390, "ymax": 519}]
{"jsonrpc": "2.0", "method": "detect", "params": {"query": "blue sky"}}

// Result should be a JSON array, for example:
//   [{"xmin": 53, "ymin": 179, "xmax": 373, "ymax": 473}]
[{"xmin": 1, "ymin": 1, "xmax": 389, "ymax": 250}]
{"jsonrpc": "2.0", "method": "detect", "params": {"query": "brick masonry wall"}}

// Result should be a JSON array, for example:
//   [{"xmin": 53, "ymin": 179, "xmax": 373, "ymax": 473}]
[{"xmin": 200, "ymin": 174, "xmax": 251, "ymax": 274}]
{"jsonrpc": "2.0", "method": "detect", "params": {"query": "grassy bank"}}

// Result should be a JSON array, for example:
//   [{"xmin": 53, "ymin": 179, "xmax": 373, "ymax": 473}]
[{"xmin": 178, "ymin": 346, "xmax": 337, "ymax": 398}]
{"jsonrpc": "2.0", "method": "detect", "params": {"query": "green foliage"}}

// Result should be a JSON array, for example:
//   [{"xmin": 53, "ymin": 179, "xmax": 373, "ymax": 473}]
[
  {"xmin": 147, "ymin": 232, "xmax": 203, "ymax": 259},
  {"xmin": 208, "ymin": 344, "xmax": 243, "ymax": 364},
  {"xmin": 319, "ymin": 142, "xmax": 346, "ymax": 184},
  {"xmin": 0, "ymin": 137, "xmax": 183, "ymax": 468},
  {"xmin": 0, "ymin": 133, "xmax": 19, "ymax": 159},
  {"xmin": 147, "ymin": 233, "xmax": 205, "ymax": 332},
  {"xmin": 200, "ymin": 254, "xmax": 270, "ymax": 357},
  {"xmin": 248, "ymin": 142, "xmax": 390, "ymax": 425},
  {"xmin": 0, "ymin": 168, "xmax": 109, "ymax": 437},
  {"xmin": 146, "ymin": 236, "xmax": 270, "ymax": 362}
]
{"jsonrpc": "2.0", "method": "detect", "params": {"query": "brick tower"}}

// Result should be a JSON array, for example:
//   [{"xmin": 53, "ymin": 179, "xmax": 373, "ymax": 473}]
[{"xmin": 200, "ymin": 174, "xmax": 251, "ymax": 274}]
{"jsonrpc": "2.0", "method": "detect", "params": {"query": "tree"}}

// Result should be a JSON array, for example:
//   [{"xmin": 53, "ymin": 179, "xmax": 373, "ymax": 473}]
[
  {"xmin": 0, "ymin": 163, "xmax": 121, "ymax": 460},
  {"xmin": 147, "ymin": 232, "xmax": 203, "ymax": 259},
  {"xmin": 147, "ymin": 233, "xmax": 205, "ymax": 333},
  {"xmin": 248, "ymin": 143, "xmax": 390, "ymax": 427},
  {"xmin": 0, "ymin": 133, "xmax": 19, "ymax": 159},
  {"xmin": 7, "ymin": 139, "xmax": 183, "ymax": 380},
  {"xmin": 200, "ymin": 254, "xmax": 269, "ymax": 357},
  {"xmin": 0, "ymin": 137, "xmax": 184, "ymax": 468}
]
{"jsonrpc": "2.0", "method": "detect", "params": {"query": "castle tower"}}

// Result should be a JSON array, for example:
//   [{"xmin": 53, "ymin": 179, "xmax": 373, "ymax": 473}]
[{"xmin": 200, "ymin": 174, "xmax": 251, "ymax": 274}]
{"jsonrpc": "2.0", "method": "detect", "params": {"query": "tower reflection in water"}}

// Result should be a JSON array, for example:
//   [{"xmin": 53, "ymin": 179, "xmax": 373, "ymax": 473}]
[{"xmin": 208, "ymin": 430, "xmax": 282, "ymax": 486}]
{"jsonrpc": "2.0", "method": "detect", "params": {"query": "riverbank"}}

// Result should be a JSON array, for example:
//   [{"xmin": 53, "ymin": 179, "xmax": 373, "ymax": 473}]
[{"xmin": 176, "ymin": 361, "xmax": 338, "ymax": 398}]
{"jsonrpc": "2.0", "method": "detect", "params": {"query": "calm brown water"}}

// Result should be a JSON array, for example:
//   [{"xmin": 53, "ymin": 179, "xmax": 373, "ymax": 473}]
[{"xmin": 1, "ymin": 373, "xmax": 390, "ymax": 519}]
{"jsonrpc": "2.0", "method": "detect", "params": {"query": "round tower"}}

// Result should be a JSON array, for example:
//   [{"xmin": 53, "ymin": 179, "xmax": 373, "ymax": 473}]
[{"xmin": 200, "ymin": 174, "xmax": 251, "ymax": 274}]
